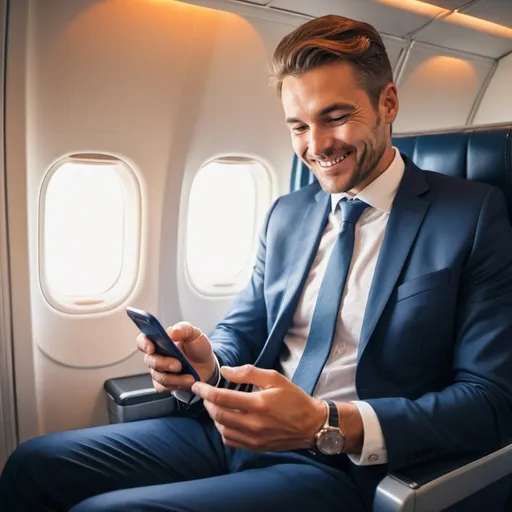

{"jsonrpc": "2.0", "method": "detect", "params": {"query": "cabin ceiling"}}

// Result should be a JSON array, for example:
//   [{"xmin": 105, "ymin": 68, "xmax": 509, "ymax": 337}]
[{"xmin": 239, "ymin": 0, "xmax": 512, "ymax": 59}]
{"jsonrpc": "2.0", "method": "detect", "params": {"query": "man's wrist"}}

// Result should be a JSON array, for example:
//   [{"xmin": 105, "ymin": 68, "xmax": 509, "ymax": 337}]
[
  {"xmin": 306, "ymin": 399, "xmax": 329, "ymax": 449},
  {"xmin": 336, "ymin": 402, "xmax": 364, "ymax": 454},
  {"xmin": 206, "ymin": 360, "xmax": 220, "ymax": 385},
  {"xmin": 205, "ymin": 353, "xmax": 221, "ymax": 386}
]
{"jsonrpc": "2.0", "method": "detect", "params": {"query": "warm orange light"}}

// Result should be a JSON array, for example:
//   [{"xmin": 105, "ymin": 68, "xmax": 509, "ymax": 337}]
[
  {"xmin": 448, "ymin": 11, "xmax": 512, "ymax": 39},
  {"xmin": 402, "ymin": 55, "xmax": 479, "ymax": 95},
  {"xmin": 374, "ymin": 0, "xmax": 448, "ymax": 18},
  {"xmin": 375, "ymin": 0, "xmax": 512, "ymax": 39}
]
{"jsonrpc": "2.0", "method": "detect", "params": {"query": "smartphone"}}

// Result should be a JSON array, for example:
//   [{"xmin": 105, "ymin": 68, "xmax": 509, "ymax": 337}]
[{"xmin": 126, "ymin": 307, "xmax": 200, "ymax": 382}]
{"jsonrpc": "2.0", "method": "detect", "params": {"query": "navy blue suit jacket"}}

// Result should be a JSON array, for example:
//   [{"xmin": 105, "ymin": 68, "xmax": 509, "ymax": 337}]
[{"xmin": 209, "ymin": 157, "xmax": 512, "ymax": 472}]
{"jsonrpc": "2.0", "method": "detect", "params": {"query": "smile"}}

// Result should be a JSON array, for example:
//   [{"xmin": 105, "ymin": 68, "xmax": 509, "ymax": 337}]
[{"xmin": 317, "ymin": 151, "xmax": 351, "ymax": 168}]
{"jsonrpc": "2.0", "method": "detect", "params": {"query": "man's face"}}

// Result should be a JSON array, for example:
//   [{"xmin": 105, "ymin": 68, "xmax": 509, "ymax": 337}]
[{"xmin": 281, "ymin": 61, "xmax": 397, "ymax": 195}]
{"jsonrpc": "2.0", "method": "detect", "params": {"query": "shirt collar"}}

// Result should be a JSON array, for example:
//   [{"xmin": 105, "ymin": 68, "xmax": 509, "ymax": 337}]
[{"xmin": 330, "ymin": 147, "xmax": 405, "ymax": 214}]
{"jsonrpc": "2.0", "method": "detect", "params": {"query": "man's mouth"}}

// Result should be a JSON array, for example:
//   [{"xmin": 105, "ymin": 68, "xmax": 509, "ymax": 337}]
[{"xmin": 314, "ymin": 150, "xmax": 353, "ymax": 172}]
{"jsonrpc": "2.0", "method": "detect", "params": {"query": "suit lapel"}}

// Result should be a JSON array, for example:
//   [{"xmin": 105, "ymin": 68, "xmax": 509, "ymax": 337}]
[
  {"xmin": 255, "ymin": 190, "xmax": 331, "ymax": 370},
  {"xmin": 358, "ymin": 162, "xmax": 430, "ymax": 361}
]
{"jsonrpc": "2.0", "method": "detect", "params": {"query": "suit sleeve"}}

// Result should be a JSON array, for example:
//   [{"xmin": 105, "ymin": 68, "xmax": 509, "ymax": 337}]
[
  {"xmin": 207, "ymin": 198, "xmax": 281, "ymax": 369},
  {"xmin": 365, "ymin": 188, "xmax": 512, "ymax": 471}
]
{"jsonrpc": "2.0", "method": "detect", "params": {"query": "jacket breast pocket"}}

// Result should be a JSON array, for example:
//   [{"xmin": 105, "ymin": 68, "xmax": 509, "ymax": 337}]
[{"xmin": 396, "ymin": 267, "xmax": 451, "ymax": 302}]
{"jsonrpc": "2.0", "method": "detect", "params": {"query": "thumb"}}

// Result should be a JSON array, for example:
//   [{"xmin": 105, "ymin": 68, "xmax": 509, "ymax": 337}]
[{"xmin": 220, "ymin": 365, "xmax": 282, "ymax": 389}]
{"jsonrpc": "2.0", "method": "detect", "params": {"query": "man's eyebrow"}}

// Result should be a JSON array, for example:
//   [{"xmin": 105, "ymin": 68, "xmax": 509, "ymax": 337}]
[
  {"xmin": 285, "ymin": 116, "xmax": 303, "ymax": 124},
  {"xmin": 285, "ymin": 102, "xmax": 356, "ymax": 124},
  {"xmin": 318, "ymin": 102, "xmax": 356, "ymax": 117}
]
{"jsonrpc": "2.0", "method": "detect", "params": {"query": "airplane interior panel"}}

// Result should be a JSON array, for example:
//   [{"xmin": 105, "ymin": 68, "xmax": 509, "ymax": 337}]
[
  {"xmin": 473, "ymin": 52, "xmax": 512, "ymax": 124},
  {"xmin": 394, "ymin": 44, "xmax": 494, "ymax": 132}
]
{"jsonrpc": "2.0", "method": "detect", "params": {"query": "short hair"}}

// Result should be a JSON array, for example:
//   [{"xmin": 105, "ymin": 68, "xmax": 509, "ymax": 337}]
[{"xmin": 269, "ymin": 15, "xmax": 394, "ymax": 108}]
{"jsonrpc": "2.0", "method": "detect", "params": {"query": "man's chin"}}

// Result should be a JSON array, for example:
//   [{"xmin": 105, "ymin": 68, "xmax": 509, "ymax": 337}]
[{"xmin": 317, "ymin": 177, "xmax": 354, "ymax": 195}]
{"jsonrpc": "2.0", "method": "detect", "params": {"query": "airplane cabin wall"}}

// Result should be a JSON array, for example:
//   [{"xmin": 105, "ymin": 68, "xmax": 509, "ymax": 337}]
[
  {"xmin": 473, "ymin": 52, "xmax": 512, "ymax": 124},
  {"xmin": 6, "ymin": 0, "xmax": 293, "ymax": 439}
]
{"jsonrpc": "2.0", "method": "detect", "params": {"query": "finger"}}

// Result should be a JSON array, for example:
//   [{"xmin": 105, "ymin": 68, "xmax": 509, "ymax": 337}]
[
  {"xmin": 152, "ymin": 380, "xmax": 178, "ymax": 393},
  {"xmin": 144, "ymin": 353, "xmax": 183, "ymax": 373},
  {"xmin": 152, "ymin": 379, "xmax": 192, "ymax": 394},
  {"xmin": 136, "ymin": 334, "xmax": 155, "ymax": 355},
  {"xmin": 191, "ymin": 383, "xmax": 260, "ymax": 412},
  {"xmin": 203, "ymin": 402, "xmax": 264, "ymax": 436},
  {"xmin": 220, "ymin": 365, "xmax": 283, "ymax": 390},
  {"xmin": 214, "ymin": 422, "xmax": 263, "ymax": 451},
  {"xmin": 167, "ymin": 322, "xmax": 202, "ymax": 343},
  {"xmin": 150, "ymin": 368, "xmax": 196, "ymax": 389}
]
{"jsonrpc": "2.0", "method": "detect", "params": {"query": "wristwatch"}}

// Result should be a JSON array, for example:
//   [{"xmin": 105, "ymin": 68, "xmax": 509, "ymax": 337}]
[{"xmin": 314, "ymin": 400, "xmax": 346, "ymax": 455}]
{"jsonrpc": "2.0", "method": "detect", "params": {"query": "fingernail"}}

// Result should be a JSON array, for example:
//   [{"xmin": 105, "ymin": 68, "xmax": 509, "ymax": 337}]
[
  {"xmin": 191, "ymin": 381, "xmax": 203, "ymax": 393},
  {"xmin": 221, "ymin": 366, "xmax": 239, "ymax": 374}
]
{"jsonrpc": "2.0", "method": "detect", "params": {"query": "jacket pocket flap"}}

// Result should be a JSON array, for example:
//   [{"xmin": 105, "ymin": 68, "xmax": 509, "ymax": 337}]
[{"xmin": 396, "ymin": 268, "xmax": 451, "ymax": 302}]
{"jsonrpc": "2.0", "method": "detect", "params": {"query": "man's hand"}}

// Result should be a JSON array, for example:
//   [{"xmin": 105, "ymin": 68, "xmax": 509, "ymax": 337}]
[
  {"xmin": 191, "ymin": 365, "xmax": 327, "ymax": 452},
  {"xmin": 136, "ymin": 321, "xmax": 217, "ymax": 393}
]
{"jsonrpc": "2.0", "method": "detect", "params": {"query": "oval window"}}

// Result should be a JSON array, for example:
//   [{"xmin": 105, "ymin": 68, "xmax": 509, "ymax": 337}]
[{"xmin": 40, "ymin": 154, "xmax": 141, "ymax": 313}]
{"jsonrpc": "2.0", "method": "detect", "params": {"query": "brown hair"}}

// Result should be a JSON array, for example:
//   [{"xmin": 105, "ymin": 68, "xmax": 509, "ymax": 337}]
[{"xmin": 270, "ymin": 15, "xmax": 393, "ymax": 108}]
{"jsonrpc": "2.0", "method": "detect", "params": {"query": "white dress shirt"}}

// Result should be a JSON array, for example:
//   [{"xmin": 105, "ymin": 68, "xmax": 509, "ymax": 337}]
[
  {"xmin": 176, "ymin": 148, "xmax": 405, "ymax": 466},
  {"xmin": 278, "ymin": 148, "xmax": 404, "ymax": 465}
]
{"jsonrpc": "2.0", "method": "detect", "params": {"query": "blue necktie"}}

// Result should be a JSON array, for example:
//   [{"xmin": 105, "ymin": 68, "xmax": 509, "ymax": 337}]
[{"xmin": 291, "ymin": 198, "xmax": 369, "ymax": 395}]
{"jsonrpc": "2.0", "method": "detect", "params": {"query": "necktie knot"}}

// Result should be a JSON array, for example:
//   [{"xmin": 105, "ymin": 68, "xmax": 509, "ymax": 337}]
[{"xmin": 339, "ymin": 198, "xmax": 369, "ymax": 226}]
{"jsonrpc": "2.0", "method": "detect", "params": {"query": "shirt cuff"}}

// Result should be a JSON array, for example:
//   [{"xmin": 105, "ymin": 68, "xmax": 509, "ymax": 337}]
[
  {"xmin": 346, "ymin": 400, "xmax": 388, "ymax": 466},
  {"xmin": 173, "ymin": 353, "xmax": 221, "ymax": 404}
]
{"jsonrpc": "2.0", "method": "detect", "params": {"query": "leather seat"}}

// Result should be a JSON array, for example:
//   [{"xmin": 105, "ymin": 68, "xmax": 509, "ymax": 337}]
[{"xmin": 394, "ymin": 124, "xmax": 512, "ymax": 220}]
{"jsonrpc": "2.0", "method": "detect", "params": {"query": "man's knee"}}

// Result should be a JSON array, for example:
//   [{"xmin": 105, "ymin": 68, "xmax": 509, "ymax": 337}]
[
  {"xmin": 2, "ymin": 436, "xmax": 44, "ymax": 484},
  {"xmin": 0, "ymin": 434, "xmax": 62, "ymax": 508},
  {"xmin": 1, "ymin": 432, "xmax": 72, "ymax": 492}
]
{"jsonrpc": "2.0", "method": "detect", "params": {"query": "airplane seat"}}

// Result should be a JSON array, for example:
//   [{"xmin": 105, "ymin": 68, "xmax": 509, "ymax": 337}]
[
  {"xmin": 104, "ymin": 123, "xmax": 512, "ymax": 512},
  {"xmin": 393, "ymin": 124, "xmax": 512, "ymax": 221}
]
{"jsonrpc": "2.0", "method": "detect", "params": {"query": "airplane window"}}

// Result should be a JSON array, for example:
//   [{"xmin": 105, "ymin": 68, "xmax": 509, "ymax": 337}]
[
  {"xmin": 186, "ymin": 157, "xmax": 271, "ymax": 296},
  {"xmin": 40, "ymin": 154, "xmax": 141, "ymax": 313}
]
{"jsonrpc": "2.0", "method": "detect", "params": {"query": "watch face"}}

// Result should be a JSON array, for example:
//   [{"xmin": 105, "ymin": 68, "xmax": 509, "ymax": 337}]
[{"xmin": 317, "ymin": 429, "xmax": 345, "ymax": 455}]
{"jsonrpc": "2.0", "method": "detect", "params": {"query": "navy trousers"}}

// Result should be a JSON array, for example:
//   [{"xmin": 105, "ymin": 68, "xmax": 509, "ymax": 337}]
[{"xmin": 0, "ymin": 415, "xmax": 367, "ymax": 511}]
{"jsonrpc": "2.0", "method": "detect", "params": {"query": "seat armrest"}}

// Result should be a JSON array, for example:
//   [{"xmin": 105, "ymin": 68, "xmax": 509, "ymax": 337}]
[
  {"xmin": 373, "ymin": 443, "xmax": 512, "ymax": 512},
  {"xmin": 104, "ymin": 373, "xmax": 177, "ymax": 423}
]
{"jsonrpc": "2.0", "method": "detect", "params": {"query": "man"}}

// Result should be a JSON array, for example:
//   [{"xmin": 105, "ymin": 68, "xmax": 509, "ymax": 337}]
[{"xmin": 1, "ymin": 14, "xmax": 512, "ymax": 512}]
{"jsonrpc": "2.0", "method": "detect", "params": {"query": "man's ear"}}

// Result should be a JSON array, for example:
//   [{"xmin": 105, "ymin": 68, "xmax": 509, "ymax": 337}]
[{"xmin": 381, "ymin": 83, "xmax": 399, "ymax": 126}]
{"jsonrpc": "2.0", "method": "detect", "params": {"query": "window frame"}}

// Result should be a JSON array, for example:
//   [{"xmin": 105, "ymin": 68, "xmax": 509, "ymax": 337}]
[
  {"xmin": 184, "ymin": 155, "xmax": 272, "ymax": 297},
  {"xmin": 38, "ymin": 153, "xmax": 142, "ymax": 314}
]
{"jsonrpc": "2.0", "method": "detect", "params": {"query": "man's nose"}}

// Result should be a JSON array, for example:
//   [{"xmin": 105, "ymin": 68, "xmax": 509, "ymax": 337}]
[{"xmin": 308, "ymin": 128, "xmax": 334, "ymax": 159}]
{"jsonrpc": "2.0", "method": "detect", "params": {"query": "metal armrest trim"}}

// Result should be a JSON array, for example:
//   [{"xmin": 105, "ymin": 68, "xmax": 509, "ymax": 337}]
[{"xmin": 374, "ymin": 444, "xmax": 512, "ymax": 512}]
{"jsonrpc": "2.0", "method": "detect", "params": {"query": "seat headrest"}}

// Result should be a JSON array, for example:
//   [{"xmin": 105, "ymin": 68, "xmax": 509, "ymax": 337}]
[{"xmin": 393, "ymin": 124, "xmax": 512, "ymax": 221}]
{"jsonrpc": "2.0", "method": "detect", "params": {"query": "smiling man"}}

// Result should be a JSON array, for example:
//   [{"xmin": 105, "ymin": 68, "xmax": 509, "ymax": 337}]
[{"xmin": 2, "ymin": 14, "xmax": 512, "ymax": 512}]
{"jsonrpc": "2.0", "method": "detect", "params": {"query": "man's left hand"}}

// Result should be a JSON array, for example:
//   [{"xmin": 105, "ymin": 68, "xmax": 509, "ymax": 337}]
[{"xmin": 191, "ymin": 365, "xmax": 326, "ymax": 452}]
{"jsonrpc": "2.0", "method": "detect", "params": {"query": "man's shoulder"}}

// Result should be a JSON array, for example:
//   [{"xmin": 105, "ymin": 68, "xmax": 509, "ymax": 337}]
[
  {"xmin": 418, "ymin": 167, "xmax": 502, "ymax": 207},
  {"xmin": 273, "ymin": 180, "xmax": 324, "ymax": 210}
]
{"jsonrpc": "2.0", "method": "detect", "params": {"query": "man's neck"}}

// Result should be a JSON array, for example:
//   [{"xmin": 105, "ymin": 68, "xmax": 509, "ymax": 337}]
[{"xmin": 349, "ymin": 144, "xmax": 395, "ymax": 195}]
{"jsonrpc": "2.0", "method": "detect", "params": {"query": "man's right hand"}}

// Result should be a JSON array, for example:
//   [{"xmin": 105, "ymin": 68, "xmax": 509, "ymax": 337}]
[{"xmin": 136, "ymin": 321, "xmax": 217, "ymax": 393}]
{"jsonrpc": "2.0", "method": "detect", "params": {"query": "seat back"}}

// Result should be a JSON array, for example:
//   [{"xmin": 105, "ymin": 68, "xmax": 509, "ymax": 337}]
[{"xmin": 393, "ymin": 124, "xmax": 512, "ymax": 221}]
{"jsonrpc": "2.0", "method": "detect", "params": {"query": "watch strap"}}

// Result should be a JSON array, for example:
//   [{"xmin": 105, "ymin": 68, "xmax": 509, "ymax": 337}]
[{"xmin": 325, "ymin": 400, "xmax": 339, "ymax": 428}]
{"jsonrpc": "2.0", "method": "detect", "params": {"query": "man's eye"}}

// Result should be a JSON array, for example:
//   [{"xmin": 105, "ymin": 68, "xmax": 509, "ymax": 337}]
[
  {"xmin": 293, "ymin": 125, "xmax": 308, "ymax": 134},
  {"xmin": 329, "ymin": 115, "xmax": 348, "ymax": 123}
]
